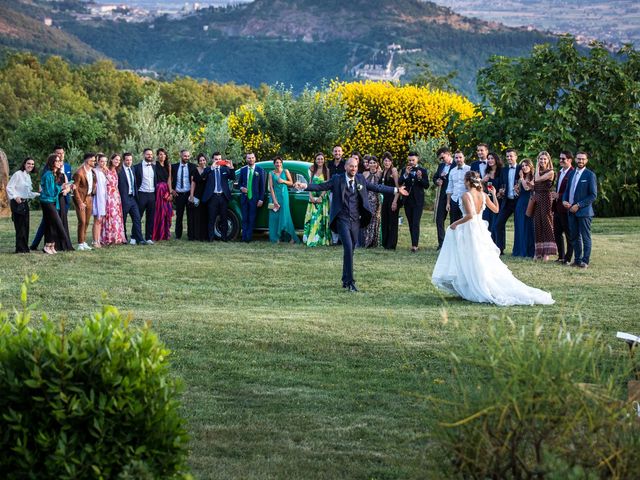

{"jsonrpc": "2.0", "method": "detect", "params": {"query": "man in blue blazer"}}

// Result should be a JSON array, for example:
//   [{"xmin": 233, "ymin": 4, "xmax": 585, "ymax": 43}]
[
  {"xmin": 470, "ymin": 143, "xmax": 489, "ymax": 178},
  {"xmin": 492, "ymin": 148, "xmax": 521, "ymax": 255},
  {"xmin": 118, "ymin": 152, "xmax": 145, "ymax": 245},
  {"xmin": 296, "ymin": 157, "xmax": 408, "ymax": 292},
  {"xmin": 562, "ymin": 151, "xmax": 597, "ymax": 268},
  {"xmin": 201, "ymin": 152, "xmax": 235, "ymax": 241},
  {"xmin": 237, "ymin": 152, "xmax": 265, "ymax": 242}
]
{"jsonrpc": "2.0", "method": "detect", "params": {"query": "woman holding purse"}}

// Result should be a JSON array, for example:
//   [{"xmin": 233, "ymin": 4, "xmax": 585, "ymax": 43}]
[{"xmin": 6, "ymin": 157, "xmax": 40, "ymax": 253}]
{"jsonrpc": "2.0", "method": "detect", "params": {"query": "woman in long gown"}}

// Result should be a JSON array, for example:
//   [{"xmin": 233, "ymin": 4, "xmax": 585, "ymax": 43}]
[
  {"xmin": 40, "ymin": 154, "xmax": 73, "ymax": 255},
  {"xmin": 101, "ymin": 154, "xmax": 127, "ymax": 245},
  {"xmin": 152, "ymin": 148, "xmax": 173, "ymax": 241},
  {"xmin": 512, "ymin": 159, "xmax": 535, "ymax": 258},
  {"xmin": 379, "ymin": 152, "xmax": 400, "ymax": 250},
  {"xmin": 533, "ymin": 151, "xmax": 557, "ymax": 261},
  {"xmin": 91, "ymin": 154, "xmax": 108, "ymax": 248},
  {"xmin": 362, "ymin": 155, "xmax": 382, "ymax": 248},
  {"xmin": 302, "ymin": 153, "xmax": 331, "ymax": 247},
  {"xmin": 268, "ymin": 156, "xmax": 300, "ymax": 243},
  {"xmin": 432, "ymin": 171, "xmax": 554, "ymax": 306},
  {"xmin": 191, "ymin": 153, "xmax": 209, "ymax": 241}
]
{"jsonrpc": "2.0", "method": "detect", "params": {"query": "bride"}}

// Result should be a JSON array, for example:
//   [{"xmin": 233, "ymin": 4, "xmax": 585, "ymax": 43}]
[{"xmin": 432, "ymin": 171, "xmax": 554, "ymax": 306}]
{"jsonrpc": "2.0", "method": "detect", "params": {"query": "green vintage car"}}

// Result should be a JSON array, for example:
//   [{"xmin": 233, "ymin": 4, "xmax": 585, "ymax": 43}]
[{"xmin": 212, "ymin": 160, "xmax": 313, "ymax": 240}]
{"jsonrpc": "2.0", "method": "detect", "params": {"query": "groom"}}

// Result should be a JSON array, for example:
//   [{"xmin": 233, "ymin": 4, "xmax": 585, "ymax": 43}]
[{"xmin": 296, "ymin": 157, "xmax": 408, "ymax": 292}]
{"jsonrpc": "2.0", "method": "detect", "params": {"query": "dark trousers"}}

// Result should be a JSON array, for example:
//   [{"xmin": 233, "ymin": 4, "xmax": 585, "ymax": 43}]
[
  {"xmin": 568, "ymin": 214, "xmax": 592, "ymax": 265},
  {"xmin": 449, "ymin": 200, "xmax": 463, "ymax": 224},
  {"xmin": 41, "ymin": 202, "xmax": 65, "ymax": 245},
  {"xmin": 553, "ymin": 210, "xmax": 573, "ymax": 262},
  {"xmin": 11, "ymin": 200, "xmax": 30, "ymax": 253},
  {"xmin": 174, "ymin": 191, "xmax": 192, "ymax": 240},
  {"xmin": 122, "ymin": 197, "xmax": 144, "ymax": 242},
  {"xmin": 435, "ymin": 194, "xmax": 448, "ymax": 248},
  {"xmin": 337, "ymin": 218, "xmax": 359, "ymax": 286},
  {"xmin": 492, "ymin": 198, "xmax": 517, "ymax": 254},
  {"xmin": 380, "ymin": 195, "xmax": 399, "ymax": 250},
  {"xmin": 404, "ymin": 203, "xmax": 423, "ymax": 248},
  {"xmin": 32, "ymin": 200, "xmax": 70, "ymax": 249},
  {"xmin": 241, "ymin": 196, "xmax": 258, "ymax": 242},
  {"xmin": 137, "ymin": 191, "xmax": 156, "ymax": 241},
  {"xmin": 207, "ymin": 194, "xmax": 229, "ymax": 241}
]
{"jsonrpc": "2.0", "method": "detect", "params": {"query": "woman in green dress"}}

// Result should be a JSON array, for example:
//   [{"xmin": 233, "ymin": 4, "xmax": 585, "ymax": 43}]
[
  {"xmin": 268, "ymin": 156, "xmax": 300, "ymax": 243},
  {"xmin": 303, "ymin": 153, "xmax": 331, "ymax": 247}
]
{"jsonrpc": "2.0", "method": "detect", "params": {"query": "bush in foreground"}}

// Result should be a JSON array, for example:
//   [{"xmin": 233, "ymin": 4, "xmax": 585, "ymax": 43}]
[
  {"xmin": 0, "ymin": 277, "xmax": 190, "ymax": 479},
  {"xmin": 427, "ymin": 316, "xmax": 640, "ymax": 479}
]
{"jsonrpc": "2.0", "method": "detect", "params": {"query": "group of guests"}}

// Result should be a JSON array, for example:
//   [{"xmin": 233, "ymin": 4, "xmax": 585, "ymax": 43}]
[{"xmin": 433, "ymin": 144, "xmax": 597, "ymax": 268}]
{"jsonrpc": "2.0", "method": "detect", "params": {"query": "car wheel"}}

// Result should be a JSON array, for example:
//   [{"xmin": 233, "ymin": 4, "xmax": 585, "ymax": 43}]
[{"xmin": 214, "ymin": 210, "xmax": 240, "ymax": 240}]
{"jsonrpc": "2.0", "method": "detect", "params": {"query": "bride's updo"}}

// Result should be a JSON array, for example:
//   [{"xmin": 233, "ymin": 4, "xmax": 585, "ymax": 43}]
[{"xmin": 464, "ymin": 171, "xmax": 483, "ymax": 191}]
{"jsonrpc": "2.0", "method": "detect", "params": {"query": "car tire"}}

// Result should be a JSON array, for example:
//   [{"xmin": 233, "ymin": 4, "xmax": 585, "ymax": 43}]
[{"xmin": 214, "ymin": 210, "xmax": 240, "ymax": 240}]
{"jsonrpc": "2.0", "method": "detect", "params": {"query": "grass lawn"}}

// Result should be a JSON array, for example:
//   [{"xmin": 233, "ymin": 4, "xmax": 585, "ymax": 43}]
[{"xmin": 1, "ymin": 211, "xmax": 639, "ymax": 479}]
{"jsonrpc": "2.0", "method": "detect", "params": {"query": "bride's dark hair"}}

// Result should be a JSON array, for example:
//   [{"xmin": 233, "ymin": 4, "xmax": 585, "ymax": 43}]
[{"xmin": 464, "ymin": 171, "xmax": 483, "ymax": 191}]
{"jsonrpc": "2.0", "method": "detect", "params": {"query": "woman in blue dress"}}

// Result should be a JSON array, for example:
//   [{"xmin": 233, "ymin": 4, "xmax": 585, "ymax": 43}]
[
  {"xmin": 268, "ymin": 156, "xmax": 300, "ymax": 243},
  {"xmin": 512, "ymin": 158, "xmax": 535, "ymax": 258}
]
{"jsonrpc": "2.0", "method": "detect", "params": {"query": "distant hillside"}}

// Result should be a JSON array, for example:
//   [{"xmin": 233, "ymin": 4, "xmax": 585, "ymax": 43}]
[
  {"xmin": 0, "ymin": 1, "xmax": 103, "ymax": 64},
  {"xmin": 1, "ymin": 0, "xmax": 556, "ymax": 98}
]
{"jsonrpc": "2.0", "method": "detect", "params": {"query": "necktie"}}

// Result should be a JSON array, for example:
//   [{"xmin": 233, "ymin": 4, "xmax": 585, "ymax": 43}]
[
  {"xmin": 178, "ymin": 165, "xmax": 183, "ymax": 190},
  {"xmin": 349, "ymin": 179, "xmax": 354, "ymax": 192},
  {"xmin": 247, "ymin": 168, "xmax": 254, "ymax": 200},
  {"xmin": 127, "ymin": 168, "xmax": 134, "ymax": 195},
  {"xmin": 215, "ymin": 167, "xmax": 221, "ymax": 193}
]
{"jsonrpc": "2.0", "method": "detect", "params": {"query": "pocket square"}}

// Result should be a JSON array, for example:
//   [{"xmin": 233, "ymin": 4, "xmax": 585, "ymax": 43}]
[{"xmin": 580, "ymin": 179, "xmax": 587, "ymax": 183}]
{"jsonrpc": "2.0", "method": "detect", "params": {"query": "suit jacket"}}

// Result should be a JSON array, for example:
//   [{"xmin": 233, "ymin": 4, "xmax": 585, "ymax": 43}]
[
  {"xmin": 498, "ymin": 164, "xmax": 521, "ymax": 204},
  {"xmin": 238, "ymin": 165, "xmax": 266, "ymax": 203},
  {"xmin": 470, "ymin": 160, "xmax": 488, "ymax": 175},
  {"xmin": 133, "ymin": 161, "xmax": 157, "ymax": 192},
  {"xmin": 398, "ymin": 166, "xmax": 429, "ymax": 207},
  {"xmin": 171, "ymin": 162, "xmax": 198, "ymax": 192},
  {"xmin": 72, "ymin": 165, "xmax": 97, "ymax": 207},
  {"xmin": 118, "ymin": 166, "xmax": 137, "ymax": 206},
  {"xmin": 201, "ymin": 166, "xmax": 236, "ymax": 203},
  {"xmin": 562, "ymin": 168, "xmax": 597, "ymax": 217},
  {"xmin": 306, "ymin": 173, "xmax": 395, "ymax": 232},
  {"xmin": 553, "ymin": 167, "xmax": 574, "ymax": 213},
  {"xmin": 432, "ymin": 162, "xmax": 452, "ymax": 199}
]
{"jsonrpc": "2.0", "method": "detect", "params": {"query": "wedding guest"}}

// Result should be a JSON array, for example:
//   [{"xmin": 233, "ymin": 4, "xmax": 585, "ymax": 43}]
[
  {"xmin": 101, "ymin": 153, "xmax": 126, "ymax": 246},
  {"xmin": 53, "ymin": 145, "xmax": 74, "ymax": 251},
  {"xmin": 492, "ymin": 148, "xmax": 520, "ymax": 255},
  {"xmin": 380, "ymin": 152, "xmax": 400, "ymax": 250},
  {"xmin": 190, "ymin": 153, "xmax": 209, "ymax": 241},
  {"xmin": 362, "ymin": 155, "xmax": 382, "ymax": 248},
  {"xmin": 446, "ymin": 150, "xmax": 470, "ymax": 224},
  {"xmin": 470, "ymin": 143, "xmax": 490, "ymax": 178},
  {"xmin": 238, "ymin": 152, "xmax": 265, "ymax": 242},
  {"xmin": 6, "ymin": 157, "xmax": 39, "ymax": 253},
  {"xmin": 399, "ymin": 152, "xmax": 429, "ymax": 252},
  {"xmin": 303, "ymin": 152, "xmax": 331, "ymax": 247},
  {"xmin": 268, "ymin": 156, "xmax": 299, "ymax": 243},
  {"xmin": 512, "ymin": 159, "xmax": 535, "ymax": 258},
  {"xmin": 118, "ymin": 152, "xmax": 145, "ymax": 245},
  {"xmin": 152, "ymin": 148, "xmax": 173, "ymax": 241},
  {"xmin": 563, "ymin": 151, "xmax": 597, "ymax": 268},
  {"xmin": 552, "ymin": 151, "xmax": 574, "ymax": 264},
  {"xmin": 134, "ymin": 148, "xmax": 157, "ymax": 244},
  {"xmin": 91, "ymin": 153, "xmax": 108, "ymax": 249},
  {"xmin": 40, "ymin": 154, "xmax": 73, "ymax": 254},
  {"xmin": 482, "ymin": 151, "xmax": 503, "ymax": 235},
  {"xmin": 172, "ymin": 149, "xmax": 196, "ymax": 240},
  {"xmin": 328, "ymin": 144, "xmax": 345, "ymax": 245},
  {"xmin": 201, "ymin": 152, "xmax": 235, "ymax": 241},
  {"xmin": 72, "ymin": 152, "xmax": 97, "ymax": 251},
  {"xmin": 432, "ymin": 147, "xmax": 452, "ymax": 250},
  {"xmin": 533, "ymin": 151, "xmax": 557, "ymax": 261}
]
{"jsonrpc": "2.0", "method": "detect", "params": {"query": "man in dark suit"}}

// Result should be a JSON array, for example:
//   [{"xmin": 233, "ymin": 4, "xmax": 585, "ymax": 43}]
[
  {"xmin": 399, "ymin": 151, "xmax": 429, "ymax": 252},
  {"xmin": 492, "ymin": 148, "xmax": 521, "ymax": 255},
  {"xmin": 171, "ymin": 149, "xmax": 197, "ymax": 240},
  {"xmin": 562, "ymin": 151, "xmax": 597, "ymax": 268},
  {"xmin": 201, "ymin": 152, "xmax": 235, "ymax": 241},
  {"xmin": 133, "ymin": 148, "xmax": 157, "ymax": 243},
  {"xmin": 552, "ymin": 151, "xmax": 574, "ymax": 264},
  {"xmin": 432, "ymin": 147, "xmax": 453, "ymax": 250},
  {"xmin": 296, "ymin": 157, "xmax": 408, "ymax": 292},
  {"xmin": 470, "ymin": 143, "xmax": 489, "ymax": 178},
  {"xmin": 237, "ymin": 152, "xmax": 265, "ymax": 242},
  {"xmin": 118, "ymin": 152, "xmax": 145, "ymax": 245}
]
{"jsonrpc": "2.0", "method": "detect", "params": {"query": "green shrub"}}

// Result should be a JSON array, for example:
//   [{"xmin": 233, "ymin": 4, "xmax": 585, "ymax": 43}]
[
  {"xmin": 0, "ymin": 277, "xmax": 190, "ymax": 479},
  {"xmin": 427, "ymin": 316, "xmax": 640, "ymax": 479}
]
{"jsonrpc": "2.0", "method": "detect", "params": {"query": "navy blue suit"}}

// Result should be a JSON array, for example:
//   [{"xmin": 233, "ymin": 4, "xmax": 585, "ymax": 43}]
[
  {"xmin": 133, "ymin": 162, "xmax": 157, "ymax": 241},
  {"xmin": 432, "ymin": 162, "xmax": 452, "ymax": 248},
  {"xmin": 238, "ymin": 165, "xmax": 266, "ymax": 241},
  {"xmin": 563, "ymin": 168, "xmax": 597, "ymax": 265},
  {"xmin": 118, "ymin": 166, "xmax": 144, "ymax": 243},
  {"xmin": 201, "ymin": 166, "xmax": 235, "ymax": 240},
  {"xmin": 171, "ymin": 162, "xmax": 197, "ymax": 239},
  {"xmin": 470, "ymin": 160, "xmax": 488, "ymax": 177},
  {"xmin": 492, "ymin": 164, "xmax": 521, "ymax": 254},
  {"xmin": 307, "ymin": 173, "xmax": 395, "ymax": 287}
]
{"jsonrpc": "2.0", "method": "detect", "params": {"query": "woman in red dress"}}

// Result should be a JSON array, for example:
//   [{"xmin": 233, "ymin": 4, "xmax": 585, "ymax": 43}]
[{"xmin": 152, "ymin": 148, "xmax": 173, "ymax": 241}]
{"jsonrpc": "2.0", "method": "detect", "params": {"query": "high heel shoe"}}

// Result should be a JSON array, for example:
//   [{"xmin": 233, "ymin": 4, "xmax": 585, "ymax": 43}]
[{"xmin": 44, "ymin": 244, "xmax": 56, "ymax": 255}]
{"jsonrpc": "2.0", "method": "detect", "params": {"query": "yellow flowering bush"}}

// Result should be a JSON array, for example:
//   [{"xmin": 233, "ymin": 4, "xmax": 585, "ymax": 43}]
[
  {"xmin": 331, "ymin": 81, "xmax": 476, "ymax": 161},
  {"xmin": 228, "ymin": 103, "xmax": 280, "ymax": 161}
]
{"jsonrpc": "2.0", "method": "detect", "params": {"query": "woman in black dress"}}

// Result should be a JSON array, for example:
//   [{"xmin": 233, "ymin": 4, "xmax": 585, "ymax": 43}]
[
  {"xmin": 379, "ymin": 152, "xmax": 400, "ymax": 250},
  {"xmin": 191, "ymin": 153, "xmax": 209, "ymax": 241}
]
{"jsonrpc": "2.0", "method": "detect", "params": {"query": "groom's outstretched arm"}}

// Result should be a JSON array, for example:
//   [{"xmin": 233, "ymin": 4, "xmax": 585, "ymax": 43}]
[{"xmin": 302, "ymin": 177, "xmax": 334, "ymax": 192}]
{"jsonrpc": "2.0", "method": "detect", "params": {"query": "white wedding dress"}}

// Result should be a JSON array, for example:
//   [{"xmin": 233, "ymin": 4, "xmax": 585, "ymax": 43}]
[{"xmin": 432, "ymin": 192, "xmax": 554, "ymax": 306}]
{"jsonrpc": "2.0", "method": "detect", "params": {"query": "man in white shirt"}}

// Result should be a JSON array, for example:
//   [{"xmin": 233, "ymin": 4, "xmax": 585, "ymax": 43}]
[
  {"xmin": 118, "ymin": 152, "xmax": 145, "ymax": 245},
  {"xmin": 446, "ymin": 150, "xmax": 470, "ymax": 223},
  {"xmin": 171, "ymin": 149, "xmax": 196, "ymax": 240},
  {"xmin": 133, "ymin": 148, "xmax": 157, "ymax": 244}
]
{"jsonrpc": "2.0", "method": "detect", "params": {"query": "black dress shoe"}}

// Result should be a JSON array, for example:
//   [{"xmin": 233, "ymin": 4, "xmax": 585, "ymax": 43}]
[
  {"xmin": 29, "ymin": 245, "xmax": 38, "ymax": 251},
  {"xmin": 578, "ymin": 262, "xmax": 589, "ymax": 269},
  {"xmin": 347, "ymin": 283, "xmax": 359, "ymax": 292},
  {"xmin": 342, "ymin": 282, "xmax": 348, "ymax": 289}
]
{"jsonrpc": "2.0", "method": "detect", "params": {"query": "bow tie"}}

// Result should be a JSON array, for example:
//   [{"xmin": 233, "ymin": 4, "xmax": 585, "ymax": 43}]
[
  {"xmin": 479, "ymin": 161, "xmax": 486, "ymax": 164},
  {"xmin": 145, "ymin": 162, "xmax": 153, "ymax": 167},
  {"xmin": 509, "ymin": 166, "xmax": 515, "ymax": 169}
]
